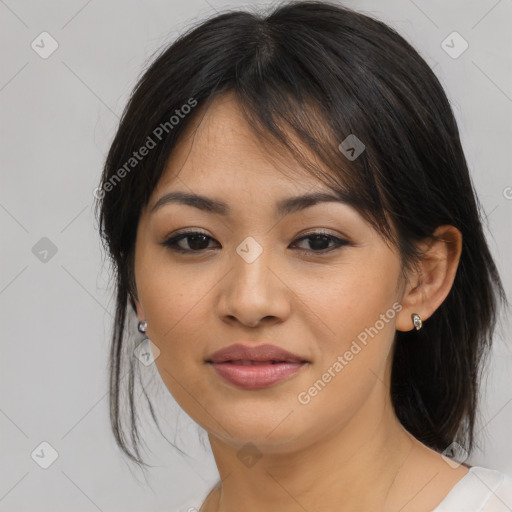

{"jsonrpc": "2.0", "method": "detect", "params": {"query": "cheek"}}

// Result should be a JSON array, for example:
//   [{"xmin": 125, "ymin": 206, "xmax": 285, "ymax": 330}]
[
  {"xmin": 134, "ymin": 238, "xmax": 212, "ymax": 338},
  {"xmin": 137, "ymin": 265, "xmax": 213, "ymax": 416},
  {"xmin": 291, "ymin": 270, "xmax": 401, "ymax": 440},
  {"xmin": 301, "ymin": 252, "xmax": 401, "ymax": 356},
  {"xmin": 140, "ymin": 269, "xmax": 210, "ymax": 347}
]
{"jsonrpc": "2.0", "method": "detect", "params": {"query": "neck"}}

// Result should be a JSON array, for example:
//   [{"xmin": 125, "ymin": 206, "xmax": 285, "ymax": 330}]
[{"xmin": 205, "ymin": 380, "xmax": 417, "ymax": 512}]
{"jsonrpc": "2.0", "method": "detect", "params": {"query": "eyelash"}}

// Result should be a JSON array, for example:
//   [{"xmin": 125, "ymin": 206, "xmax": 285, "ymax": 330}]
[{"xmin": 161, "ymin": 230, "xmax": 349, "ymax": 256}]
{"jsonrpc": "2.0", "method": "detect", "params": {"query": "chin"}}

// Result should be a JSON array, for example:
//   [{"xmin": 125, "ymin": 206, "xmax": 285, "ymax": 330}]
[{"xmin": 206, "ymin": 410, "xmax": 312, "ymax": 452}]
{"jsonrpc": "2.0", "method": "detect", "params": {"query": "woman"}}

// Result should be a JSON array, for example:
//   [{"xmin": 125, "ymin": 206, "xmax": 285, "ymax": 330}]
[{"xmin": 95, "ymin": 1, "xmax": 512, "ymax": 510}]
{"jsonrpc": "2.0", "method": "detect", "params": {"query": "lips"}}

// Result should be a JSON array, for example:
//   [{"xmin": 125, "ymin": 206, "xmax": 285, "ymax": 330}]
[
  {"xmin": 206, "ymin": 343, "xmax": 309, "ymax": 389},
  {"xmin": 206, "ymin": 343, "xmax": 308, "ymax": 364}
]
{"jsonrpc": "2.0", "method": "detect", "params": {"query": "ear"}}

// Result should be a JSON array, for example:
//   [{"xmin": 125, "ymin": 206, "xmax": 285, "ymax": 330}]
[{"xmin": 396, "ymin": 225, "xmax": 462, "ymax": 332}]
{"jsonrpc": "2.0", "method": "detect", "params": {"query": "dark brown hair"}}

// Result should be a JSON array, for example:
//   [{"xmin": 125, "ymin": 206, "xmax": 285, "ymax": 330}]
[{"xmin": 95, "ymin": 0, "xmax": 506, "ymax": 469}]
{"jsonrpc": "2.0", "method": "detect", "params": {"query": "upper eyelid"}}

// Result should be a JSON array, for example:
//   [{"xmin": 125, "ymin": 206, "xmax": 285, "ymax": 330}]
[
  {"xmin": 166, "ymin": 228, "xmax": 345, "ymax": 241},
  {"xmin": 162, "ymin": 230, "xmax": 349, "ymax": 251}
]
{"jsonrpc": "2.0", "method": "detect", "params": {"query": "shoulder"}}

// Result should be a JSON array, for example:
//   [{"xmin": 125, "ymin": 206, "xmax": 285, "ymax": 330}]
[
  {"xmin": 174, "ymin": 485, "xmax": 217, "ymax": 512},
  {"xmin": 433, "ymin": 465, "xmax": 512, "ymax": 512},
  {"xmin": 173, "ymin": 495, "xmax": 206, "ymax": 512}
]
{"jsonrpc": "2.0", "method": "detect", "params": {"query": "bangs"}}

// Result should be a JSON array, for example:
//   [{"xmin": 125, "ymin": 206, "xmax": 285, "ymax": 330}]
[{"xmin": 231, "ymin": 88, "xmax": 394, "ymax": 243}]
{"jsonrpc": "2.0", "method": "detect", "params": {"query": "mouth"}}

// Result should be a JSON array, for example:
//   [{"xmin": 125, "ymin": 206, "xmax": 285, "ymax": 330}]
[
  {"xmin": 212, "ymin": 360, "xmax": 302, "ymax": 365},
  {"xmin": 206, "ymin": 343, "xmax": 308, "ymax": 364},
  {"xmin": 205, "ymin": 343, "xmax": 310, "ymax": 389},
  {"xmin": 208, "ymin": 361, "xmax": 307, "ymax": 388},
  {"xmin": 206, "ymin": 358, "xmax": 308, "ymax": 389}
]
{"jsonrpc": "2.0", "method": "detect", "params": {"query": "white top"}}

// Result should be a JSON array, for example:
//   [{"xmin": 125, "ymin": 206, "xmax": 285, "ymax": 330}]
[
  {"xmin": 432, "ymin": 466, "xmax": 512, "ymax": 512},
  {"xmin": 175, "ymin": 466, "xmax": 512, "ymax": 512}
]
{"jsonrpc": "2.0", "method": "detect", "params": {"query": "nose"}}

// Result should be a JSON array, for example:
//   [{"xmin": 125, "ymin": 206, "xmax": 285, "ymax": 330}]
[{"xmin": 216, "ymin": 242, "xmax": 291, "ymax": 329}]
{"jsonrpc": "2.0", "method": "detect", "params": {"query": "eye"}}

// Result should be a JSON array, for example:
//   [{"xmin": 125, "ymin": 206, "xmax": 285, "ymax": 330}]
[
  {"xmin": 161, "ymin": 230, "xmax": 349, "ymax": 255},
  {"xmin": 290, "ymin": 232, "xmax": 349, "ymax": 254},
  {"xmin": 161, "ymin": 230, "xmax": 218, "ymax": 253}
]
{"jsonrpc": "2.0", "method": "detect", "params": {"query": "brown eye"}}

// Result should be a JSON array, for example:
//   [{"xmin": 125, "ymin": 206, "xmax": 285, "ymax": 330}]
[
  {"xmin": 291, "ymin": 233, "xmax": 349, "ymax": 254},
  {"xmin": 161, "ymin": 230, "xmax": 349, "ymax": 255},
  {"xmin": 162, "ymin": 231, "xmax": 218, "ymax": 253}
]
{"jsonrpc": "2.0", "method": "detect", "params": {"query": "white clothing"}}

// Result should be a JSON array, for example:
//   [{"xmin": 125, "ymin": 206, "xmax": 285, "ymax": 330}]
[
  {"xmin": 175, "ymin": 466, "xmax": 512, "ymax": 512},
  {"xmin": 432, "ymin": 466, "xmax": 512, "ymax": 512}
]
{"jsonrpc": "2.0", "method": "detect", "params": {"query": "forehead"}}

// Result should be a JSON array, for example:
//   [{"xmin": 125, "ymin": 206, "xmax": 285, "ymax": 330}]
[
  {"xmin": 144, "ymin": 93, "xmax": 373, "ymax": 233},
  {"xmin": 144, "ymin": 97, "xmax": 367, "ymax": 230},
  {"xmin": 154, "ymin": 92, "xmax": 328, "ymax": 195}
]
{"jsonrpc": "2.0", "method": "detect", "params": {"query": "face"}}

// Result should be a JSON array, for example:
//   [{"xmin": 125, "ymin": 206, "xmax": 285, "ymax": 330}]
[{"xmin": 133, "ymin": 93, "xmax": 407, "ymax": 454}]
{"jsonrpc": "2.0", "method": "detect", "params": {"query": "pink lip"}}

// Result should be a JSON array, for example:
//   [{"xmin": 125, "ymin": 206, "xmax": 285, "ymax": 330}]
[
  {"xmin": 206, "ymin": 343, "xmax": 309, "ymax": 390},
  {"xmin": 207, "ymin": 343, "xmax": 307, "ymax": 364},
  {"xmin": 209, "ymin": 361, "xmax": 307, "ymax": 389}
]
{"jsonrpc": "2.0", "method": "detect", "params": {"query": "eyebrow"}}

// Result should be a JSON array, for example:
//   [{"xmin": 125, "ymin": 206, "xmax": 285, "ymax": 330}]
[{"xmin": 150, "ymin": 190, "xmax": 352, "ymax": 218}]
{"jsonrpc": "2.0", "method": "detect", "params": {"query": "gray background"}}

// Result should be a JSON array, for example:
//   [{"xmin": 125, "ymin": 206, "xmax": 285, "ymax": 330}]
[{"xmin": 1, "ymin": 0, "xmax": 511, "ymax": 510}]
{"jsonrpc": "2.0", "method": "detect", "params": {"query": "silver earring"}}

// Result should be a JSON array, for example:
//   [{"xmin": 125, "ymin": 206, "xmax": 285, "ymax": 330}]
[
  {"xmin": 138, "ymin": 320, "xmax": 147, "ymax": 333},
  {"xmin": 411, "ymin": 313, "xmax": 422, "ymax": 330}
]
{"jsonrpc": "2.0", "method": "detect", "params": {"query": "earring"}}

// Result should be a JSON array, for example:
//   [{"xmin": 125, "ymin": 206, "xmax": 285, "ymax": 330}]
[
  {"xmin": 138, "ymin": 320, "xmax": 147, "ymax": 333},
  {"xmin": 411, "ymin": 313, "xmax": 422, "ymax": 330}
]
